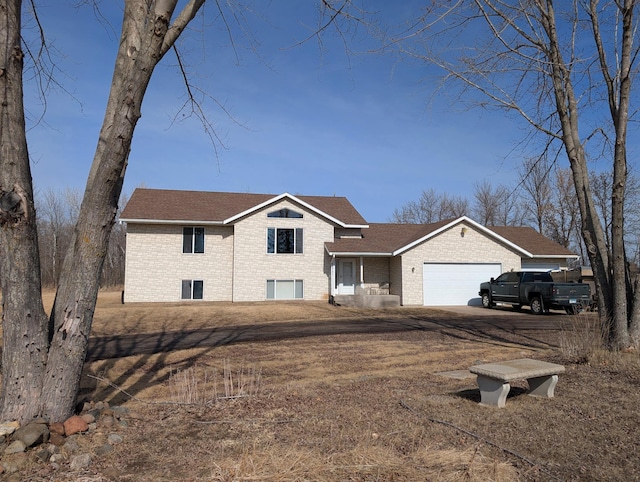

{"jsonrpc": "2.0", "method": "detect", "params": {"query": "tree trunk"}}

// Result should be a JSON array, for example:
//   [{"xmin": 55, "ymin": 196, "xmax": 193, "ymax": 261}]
[
  {"xmin": 610, "ymin": 1, "xmax": 634, "ymax": 349},
  {"xmin": 0, "ymin": 0, "xmax": 50, "ymax": 422},
  {"xmin": 589, "ymin": 0, "xmax": 635, "ymax": 348},
  {"xmin": 539, "ymin": 0, "xmax": 620, "ymax": 343},
  {"xmin": 1, "ymin": 0, "xmax": 204, "ymax": 423},
  {"xmin": 39, "ymin": 0, "xmax": 180, "ymax": 422}
]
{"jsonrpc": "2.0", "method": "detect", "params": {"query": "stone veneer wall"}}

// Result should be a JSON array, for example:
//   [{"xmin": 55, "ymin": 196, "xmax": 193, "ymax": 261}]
[
  {"xmin": 232, "ymin": 200, "xmax": 336, "ymax": 302},
  {"xmin": 389, "ymin": 256, "xmax": 403, "ymax": 300},
  {"xmin": 123, "ymin": 223, "xmax": 234, "ymax": 302},
  {"xmin": 361, "ymin": 257, "xmax": 390, "ymax": 291},
  {"xmin": 362, "ymin": 257, "xmax": 390, "ymax": 284}
]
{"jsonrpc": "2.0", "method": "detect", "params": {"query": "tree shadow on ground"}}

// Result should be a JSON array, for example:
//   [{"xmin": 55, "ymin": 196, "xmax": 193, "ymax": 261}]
[
  {"xmin": 80, "ymin": 347, "xmax": 217, "ymax": 406},
  {"xmin": 87, "ymin": 313, "xmax": 566, "ymax": 362},
  {"xmin": 81, "ymin": 312, "xmax": 566, "ymax": 404}
]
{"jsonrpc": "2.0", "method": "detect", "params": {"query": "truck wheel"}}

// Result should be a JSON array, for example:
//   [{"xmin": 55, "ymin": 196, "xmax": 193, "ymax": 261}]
[
  {"xmin": 530, "ymin": 296, "xmax": 544, "ymax": 315},
  {"xmin": 481, "ymin": 293, "xmax": 493, "ymax": 309}
]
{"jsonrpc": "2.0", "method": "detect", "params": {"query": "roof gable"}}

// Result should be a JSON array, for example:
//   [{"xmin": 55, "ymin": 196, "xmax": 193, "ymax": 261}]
[
  {"xmin": 391, "ymin": 216, "xmax": 532, "ymax": 256},
  {"xmin": 325, "ymin": 220, "xmax": 452, "ymax": 255},
  {"xmin": 326, "ymin": 216, "xmax": 578, "ymax": 259},
  {"xmin": 120, "ymin": 188, "xmax": 368, "ymax": 227}
]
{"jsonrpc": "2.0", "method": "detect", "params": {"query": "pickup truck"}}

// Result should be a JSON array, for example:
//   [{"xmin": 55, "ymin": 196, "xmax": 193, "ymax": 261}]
[{"xmin": 478, "ymin": 271, "xmax": 591, "ymax": 314}]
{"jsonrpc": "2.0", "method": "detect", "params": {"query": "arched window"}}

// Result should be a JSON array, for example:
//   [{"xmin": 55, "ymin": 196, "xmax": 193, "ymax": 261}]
[{"xmin": 267, "ymin": 208, "xmax": 303, "ymax": 218}]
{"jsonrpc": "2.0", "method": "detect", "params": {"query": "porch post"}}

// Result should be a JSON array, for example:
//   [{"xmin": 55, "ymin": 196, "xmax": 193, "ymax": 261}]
[
  {"xmin": 330, "ymin": 255, "xmax": 336, "ymax": 298},
  {"xmin": 359, "ymin": 256, "xmax": 364, "ymax": 286}
]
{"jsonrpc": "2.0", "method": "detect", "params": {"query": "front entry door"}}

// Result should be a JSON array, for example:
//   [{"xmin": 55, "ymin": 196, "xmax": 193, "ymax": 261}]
[{"xmin": 338, "ymin": 259, "xmax": 356, "ymax": 295}]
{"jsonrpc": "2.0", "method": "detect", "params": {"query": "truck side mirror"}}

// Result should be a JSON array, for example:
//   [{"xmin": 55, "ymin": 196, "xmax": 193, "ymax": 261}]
[{"xmin": 490, "ymin": 277, "xmax": 495, "ymax": 283}]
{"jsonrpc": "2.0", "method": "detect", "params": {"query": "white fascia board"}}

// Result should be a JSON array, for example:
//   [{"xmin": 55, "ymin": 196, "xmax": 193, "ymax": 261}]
[
  {"xmin": 529, "ymin": 254, "xmax": 581, "ymax": 259},
  {"xmin": 324, "ymin": 245, "xmax": 390, "ymax": 256},
  {"xmin": 223, "ymin": 193, "xmax": 289, "ymax": 224},
  {"xmin": 119, "ymin": 218, "xmax": 224, "ymax": 225},
  {"xmin": 392, "ymin": 216, "xmax": 534, "ymax": 257},
  {"xmin": 223, "ymin": 192, "xmax": 368, "ymax": 228},
  {"xmin": 327, "ymin": 251, "xmax": 392, "ymax": 257}
]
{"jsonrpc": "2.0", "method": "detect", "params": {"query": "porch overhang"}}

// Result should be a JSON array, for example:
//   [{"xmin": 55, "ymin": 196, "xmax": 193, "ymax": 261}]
[
  {"xmin": 324, "ymin": 246, "xmax": 392, "ymax": 257},
  {"xmin": 327, "ymin": 250, "xmax": 394, "ymax": 302}
]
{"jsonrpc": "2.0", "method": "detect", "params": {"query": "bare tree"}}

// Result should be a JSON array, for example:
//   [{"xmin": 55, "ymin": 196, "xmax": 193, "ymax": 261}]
[
  {"xmin": 447, "ymin": 195, "xmax": 469, "ymax": 219},
  {"xmin": 389, "ymin": 1, "xmax": 640, "ymax": 348},
  {"xmin": 591, "ymin": 171, "xmax": 613, "ymax": 251},
  {"xmin": 519, "ymin": 156, "xmax": 554, "ymax": 234},
  {"xmin": 496, "ymin": 187, "xmax": 526, "ymax": 227},
  {"xmin": 591, "ymin": 170, "xmax": 640, "ymax": 268},
  {"xmin": 0, "ymin": 0, "xmax": 207, "ymax": 423},
  {"xmin": 391, "ymin": 188, "xmax": 468, "ymax": 223},
  {"xmin": 545, "ymin": 167, "xmax": 582, "ymax": 254},
  {"xmin": 37, "ymin": 189, "xmax": 77, "ymax": 286},
  {"xmin": 473, "ymin": 180, "xmax": 499, "ymax": 225},
  {"xmin": 35, "ymin": 187, "xmax": 126, "ymax": 288},
  {"xmin": 472, "ymin": 180, "xmax": 523, "ymax": 226}
]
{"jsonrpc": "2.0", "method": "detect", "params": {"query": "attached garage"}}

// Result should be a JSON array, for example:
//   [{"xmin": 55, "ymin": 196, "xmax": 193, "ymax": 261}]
[
  {"xmin": 423, "ymin": 263, "xmax": 502, "ymax": 306},
  {"xmin": 328, "ymin": 216, "xmax": 579, "ymax": 307}
]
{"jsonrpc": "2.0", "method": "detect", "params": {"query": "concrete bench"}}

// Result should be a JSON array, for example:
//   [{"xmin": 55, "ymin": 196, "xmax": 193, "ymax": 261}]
[{"xmin": 469, "ymin": 358, "xmax": 565, "ymax": 408}]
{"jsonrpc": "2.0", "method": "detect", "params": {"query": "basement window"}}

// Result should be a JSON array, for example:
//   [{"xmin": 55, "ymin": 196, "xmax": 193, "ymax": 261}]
[
  {"xmin": 181, "ymin": 280, "xmax": 203, "ymax": 300},
  {"xmin": 266, "ymin": 280, "xmax": 304, "ymax": 300}
]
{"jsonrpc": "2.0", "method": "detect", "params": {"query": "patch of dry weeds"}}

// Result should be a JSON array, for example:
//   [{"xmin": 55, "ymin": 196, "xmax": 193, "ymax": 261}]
[{"xmin": 5, "ymin": 292, "xmax": 640, "ymax": 481}]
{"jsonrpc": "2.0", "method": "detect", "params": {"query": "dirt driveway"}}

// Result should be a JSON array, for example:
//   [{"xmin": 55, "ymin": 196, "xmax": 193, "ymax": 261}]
[
  {"xmin": 431, "ymin": 303, "xmax": 571, "ymax": 317},
  {"xmin": 87, "ymin": 303, "xmax": 573, "ymax": 361}
]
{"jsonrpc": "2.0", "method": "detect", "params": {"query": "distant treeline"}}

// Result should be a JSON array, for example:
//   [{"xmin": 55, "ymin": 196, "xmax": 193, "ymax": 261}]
[{"xmin": 34, "ymin": 188, "xmax": 127, "ymax": 288}]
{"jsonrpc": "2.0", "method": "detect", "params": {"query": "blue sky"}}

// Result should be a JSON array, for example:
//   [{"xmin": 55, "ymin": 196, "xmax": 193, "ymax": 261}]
[{"xmin": 25, "ymin": 2, "xmax": 535, "ymax": 222}]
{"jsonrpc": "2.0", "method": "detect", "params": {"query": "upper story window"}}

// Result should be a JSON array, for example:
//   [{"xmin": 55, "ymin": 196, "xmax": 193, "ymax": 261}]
[
  {"xmin": 267, "ymin": 227, "xmax": 303, "ymax": 254},
  {"xmin": 183, "ymin": 227, "xmax": 205, "ymax": 254},
  {"xmin": 267, "ymin": 208, "xmax": 303, "ymax": 218}
]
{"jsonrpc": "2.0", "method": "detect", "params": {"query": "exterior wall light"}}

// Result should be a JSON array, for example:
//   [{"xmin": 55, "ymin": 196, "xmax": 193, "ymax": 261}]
[{"xmin": 461, "ymin": 227, "xmax": 467, "ymax": 237}]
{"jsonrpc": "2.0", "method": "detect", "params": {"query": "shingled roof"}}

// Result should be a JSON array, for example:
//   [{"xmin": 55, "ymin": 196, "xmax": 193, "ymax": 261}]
[
  {"xmin": 488, "ymin": 225, "xmax": 577, "ymax": 257},
  {"xmin": 325, "ymin": 220, "xmax": 452, "ymax": 255},
  {"xmin": 120, "ymin": 188, "xmax": 368, "ymax": 227},
  {"xmin": 121, "ymin": 190, "xmax": 577, "ymax": 259},
  {"xmin": 326, "ymin": 217, "xmax": 578, "ymax": 259}
]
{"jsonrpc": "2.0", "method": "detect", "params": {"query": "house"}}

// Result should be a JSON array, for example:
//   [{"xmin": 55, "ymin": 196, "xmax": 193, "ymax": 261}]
[{"xmin": 120, "ymin": 188, "xmax": 579, "ymax": 306}]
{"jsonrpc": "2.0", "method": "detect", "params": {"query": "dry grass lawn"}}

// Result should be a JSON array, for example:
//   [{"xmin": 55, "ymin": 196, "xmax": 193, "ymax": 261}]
[{"xmin": 5, "ymin": 291, "xmax": 640, "ymax": 481}]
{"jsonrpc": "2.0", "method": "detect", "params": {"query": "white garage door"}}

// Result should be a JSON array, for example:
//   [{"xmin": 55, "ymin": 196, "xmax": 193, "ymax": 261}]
[{"xmin": 423, "ymin": 263, "xmax": 502, "ymax": 306}]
